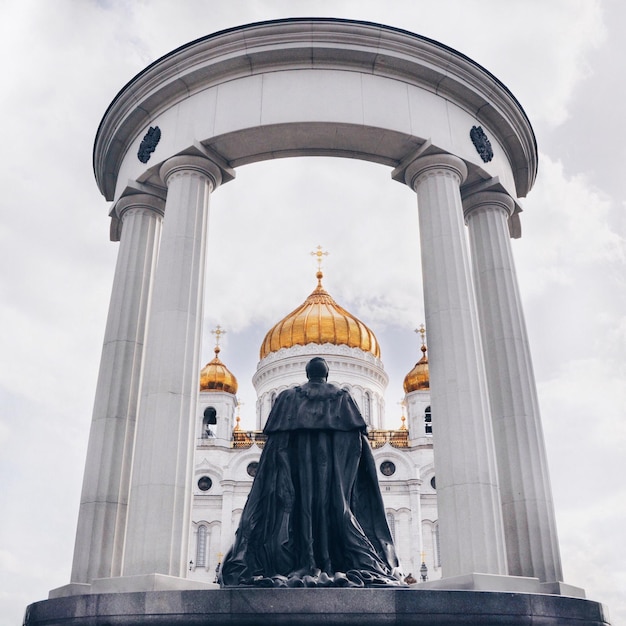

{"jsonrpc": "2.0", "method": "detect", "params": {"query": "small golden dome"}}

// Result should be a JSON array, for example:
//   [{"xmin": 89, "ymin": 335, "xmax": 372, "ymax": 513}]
[
  {"xmin": 403, "ymin": 343, "xmax": 429, "ymax": 393},
  {"xmin": 259, "ymin": 271, "xmax": 381, "ymax": 359},
  {"xmin": 199, "ymin": 346, "xmax": 238, "ymax": 394}
]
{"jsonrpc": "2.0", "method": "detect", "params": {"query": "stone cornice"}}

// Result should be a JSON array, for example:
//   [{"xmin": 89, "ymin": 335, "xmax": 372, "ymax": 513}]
[{"xmin": 94, "ymin": 18, "xmax": 537, "ymax": 201}]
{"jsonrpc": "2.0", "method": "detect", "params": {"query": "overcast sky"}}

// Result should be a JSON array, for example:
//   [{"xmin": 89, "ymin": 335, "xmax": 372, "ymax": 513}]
[{"xmin": 1, "ymin": 1, "xmax": 625, "ymax": 624}]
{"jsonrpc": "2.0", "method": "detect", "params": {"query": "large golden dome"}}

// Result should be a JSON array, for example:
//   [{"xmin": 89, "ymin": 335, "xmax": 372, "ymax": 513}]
[
  {"xmin": 403, "ymin": 343, "xmax": 429, "ymax": 393},
  {"xmin": 260, "ymin": 271, "xmax": 381, "ymax": 359},
  {"xmin": 199, "ymin": 346, "xmax": 238, "ymax": 394}
]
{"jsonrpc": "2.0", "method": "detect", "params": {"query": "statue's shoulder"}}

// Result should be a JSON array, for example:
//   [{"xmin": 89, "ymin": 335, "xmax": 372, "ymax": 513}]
[
  {"xmin": 333, "ymin": 384, "xmax": 349, "ymax": 398},
  {"xmin": 325, "ymin": 382, "xmax": 351, "ymax": 397},
  {"xmin": 298, "ymin": 381, "xmax": 345, "ymax": 400},
  {"xmin": 273, "ymin": 386, "xmax": 298, "ymax": 402}
]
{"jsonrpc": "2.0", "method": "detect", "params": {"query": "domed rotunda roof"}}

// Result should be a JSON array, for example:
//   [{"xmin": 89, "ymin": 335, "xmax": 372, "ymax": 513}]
[
  {"xmin": 259, "ymin": 271, "xmax": 380, "ymax": 360},
  {"xmin": 200, "ymin": 346, "xmax": 238, "ymax": 394}
]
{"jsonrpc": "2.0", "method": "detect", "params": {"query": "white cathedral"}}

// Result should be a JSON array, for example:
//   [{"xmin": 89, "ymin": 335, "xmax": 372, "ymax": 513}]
[{"xmin": 188, "ymin": 265, "xmax": 440, "ymax": 584}]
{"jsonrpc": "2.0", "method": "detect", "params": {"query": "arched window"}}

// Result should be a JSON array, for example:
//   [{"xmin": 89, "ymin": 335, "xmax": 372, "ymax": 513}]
[
  {"xmin": 434, "ymin": 522, "xmax": 441, "ymax": 567},
  {"xmin": 202, "ymin": 407, "xmax": 217, "ymax": 438},
  {"xmin": 196, "ymin": 525, "xmax": 208, "ymax": 568},
  {"xmin": 270, "ymin": 391, "xmax": 277, "ymax": 408},
  {"xmin": 424, "ymin": 405, "xmax": 432, "ymax": 435},
  {"xmin": 386, "ymin": 511, "xmax": 396, "ymax": 542},
  {"xmin": 364, "ymin": 391, "xmax": 372, "ymax": 425}
]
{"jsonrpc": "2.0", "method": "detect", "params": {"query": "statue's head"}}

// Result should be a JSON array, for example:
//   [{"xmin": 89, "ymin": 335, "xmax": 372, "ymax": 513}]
[{"xmin": 305, "ymin": 357, "xmax": 329, "ymax": 381}]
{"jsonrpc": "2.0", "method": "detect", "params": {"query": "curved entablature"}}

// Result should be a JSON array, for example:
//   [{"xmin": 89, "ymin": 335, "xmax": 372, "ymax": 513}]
[{"xmin": 94, "ymin": 17, "xmax": 537, "ymax": 205}]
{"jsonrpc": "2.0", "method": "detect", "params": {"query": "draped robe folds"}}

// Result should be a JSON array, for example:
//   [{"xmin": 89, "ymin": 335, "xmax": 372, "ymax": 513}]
[{"xmin": 220, "ymin": 380, "xmax": 403, "ymax": 587}]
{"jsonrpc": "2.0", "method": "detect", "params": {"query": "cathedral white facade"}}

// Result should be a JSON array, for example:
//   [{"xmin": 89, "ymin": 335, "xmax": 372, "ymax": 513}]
[{"xmin": 188, "ymin": 270, "xmax": 441, "ymax": 584}]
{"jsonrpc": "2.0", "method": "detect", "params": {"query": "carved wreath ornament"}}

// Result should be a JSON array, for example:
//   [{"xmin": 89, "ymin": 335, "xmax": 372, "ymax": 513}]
[
  {"xmin": 137, "ymin": 126, "xmax": 161, "ymax": 163},
  {"xmin": 470, "ymin": 125, "xmax": 493, "ymax": 163}
]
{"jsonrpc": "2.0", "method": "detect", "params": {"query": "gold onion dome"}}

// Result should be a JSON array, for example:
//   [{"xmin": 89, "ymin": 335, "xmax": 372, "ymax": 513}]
[
  {"xmin": 199, "ymin": 346, "xmax": 238, "ymax": 394},
  {"xmin": 259, "ymin": 270, "xmax": 381, "ymax": 360},
  {"xmin": 403, "ymin": 343, "xmax": 429, "ymax": 393}
]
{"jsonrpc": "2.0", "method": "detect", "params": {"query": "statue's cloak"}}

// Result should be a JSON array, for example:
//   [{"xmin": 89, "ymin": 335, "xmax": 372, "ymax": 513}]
[{"xmin": 220, "ymin": 381, "xmax": 401, "ymax": 587}]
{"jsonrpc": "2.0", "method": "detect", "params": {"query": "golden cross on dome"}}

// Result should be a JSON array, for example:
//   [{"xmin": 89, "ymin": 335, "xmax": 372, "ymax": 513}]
[
  {"xmin": 397, "ymin": 399, "xmax": 408, "ymax": 430},
  {"xmin": 415, "ymin": 324, "xmax": 426, "ymax": 346},
  {"xmin": 211, "ymin": 325, "xmax": 226, "ymax": 355},
  {"xmin": 310, "ymin": 245, "xmax": 329, "ymax": 271},
  {"xmin": 211, "ymin": 325, "xmax": 226, "ymax": 346}
]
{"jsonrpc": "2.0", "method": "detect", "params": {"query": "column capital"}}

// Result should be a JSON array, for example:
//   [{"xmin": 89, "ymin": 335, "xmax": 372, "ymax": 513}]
[
  {"xmin": 402, "ymin": 153, "xmax": 468, "ymax": 191},
  {"xmin": 110, "ymin": 193, "xmax": 165, "ymax": 242},
  {"xmin": 159, "ymin": 155, "xmax": 224, "ymax": 190},
  {"xmin": 462, "ymin": 190, "xmax": 515, "ymax": 221},
  {"xmin": 113, "ymin": 193, "xmax": 166, "ymax": 220}
]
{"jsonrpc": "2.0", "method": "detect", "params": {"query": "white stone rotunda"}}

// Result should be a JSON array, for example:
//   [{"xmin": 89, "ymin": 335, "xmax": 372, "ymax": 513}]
[{"xmin": 27, "ymin": 17, "xmax": 610, "ymax": 626}]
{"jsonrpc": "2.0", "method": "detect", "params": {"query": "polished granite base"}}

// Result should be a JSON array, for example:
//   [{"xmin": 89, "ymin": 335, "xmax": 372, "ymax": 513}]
[{"xmin": 24, "ymin": 588, "xmax": 610, "ymax": 625}]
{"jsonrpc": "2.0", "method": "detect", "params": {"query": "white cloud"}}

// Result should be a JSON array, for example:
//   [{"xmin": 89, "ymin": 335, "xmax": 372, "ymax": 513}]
[
  {"xmin": 497, "ymin": 0, "xmax": 606, "ymax": 127},
  {"xmin": 516, "ymin": 153, "xmax": 625, "ymax": 294},
  {"xmin": 204, "ymin": 157, "xmax": 423, "ymax": 333},
  {"xmin": 557, "ymin": 490, "xmax": 626, "ymax": 619},
  {"xmin": 514, "ymin": 152, "xmax": 626, "ymax": 383},
  {"xmin": 418, "ymin": 0, "xmax": 607, "ymax": 128}
]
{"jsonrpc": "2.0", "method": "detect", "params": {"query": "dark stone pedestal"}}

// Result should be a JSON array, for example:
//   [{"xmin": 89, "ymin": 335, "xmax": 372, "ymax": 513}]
[{"xmin": 24, "ymin": 588, "xmax": 610, "ymax": 625}]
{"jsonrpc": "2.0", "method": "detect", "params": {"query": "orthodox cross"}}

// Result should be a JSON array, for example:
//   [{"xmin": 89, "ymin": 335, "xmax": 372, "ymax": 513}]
[
  {"xmin": 211, "ymin": 325, "xmax": 226, "ymax": 347},
  {"xmin": 415, "ymin": 324, "xmax": 426, "ymax": 347},
  {"xmin": 310, "ymin": 245, "xmax": 329, "ymax": 271},
  {"xmin": 397, "ymin": 399, "xmax": 408, "ymax": 430}
]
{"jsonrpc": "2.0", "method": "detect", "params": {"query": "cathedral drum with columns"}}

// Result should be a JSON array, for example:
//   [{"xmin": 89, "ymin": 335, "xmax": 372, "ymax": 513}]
[{"xmin": 25, "ymin": 17, "xmax": 610, "ymax": 626}]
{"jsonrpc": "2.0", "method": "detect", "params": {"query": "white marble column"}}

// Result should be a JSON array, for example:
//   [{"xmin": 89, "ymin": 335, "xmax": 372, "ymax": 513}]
[
  {"xmin": 71, "ymin": 194, "xmax": 164, "ymax": 583},
  {"xmin": 407, "ymin": 478, "xmax": 423, "ymax": 573},
  {"xmin": 463, "ymin": 190, "xmax": 563, "ymax": 583},
  {"xmin": 220, "ymin": 480, "xmax": 235, "ymax": 557},
  {"xmin": 122, "ymin": 156, "xmax": 222, "ymax": 578},
  {"xmin": 403, "ymin": 154, "xmax": 507, "ymax": 577}
]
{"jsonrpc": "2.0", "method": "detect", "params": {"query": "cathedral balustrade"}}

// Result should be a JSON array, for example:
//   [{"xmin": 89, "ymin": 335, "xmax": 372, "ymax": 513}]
[
  {"xmin": 225, "ymin": 430, "xmax": 409, "ymax": 450},
  {"xmin": 368, "ymin": 429, "xmax": 409, "ymax": 449},
  {"xmin": 231, "ymin": 431, "xmax": 267, "ymax": 449},
  {"xmin": 196, "ymin": 437, "xmax": 218, "ymax": 448}
]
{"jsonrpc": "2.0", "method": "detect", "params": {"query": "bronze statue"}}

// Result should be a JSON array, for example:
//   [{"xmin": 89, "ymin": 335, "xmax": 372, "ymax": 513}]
[{"xmin": 220, "ymin": 357, "xmax": 403, "ymax": 587}]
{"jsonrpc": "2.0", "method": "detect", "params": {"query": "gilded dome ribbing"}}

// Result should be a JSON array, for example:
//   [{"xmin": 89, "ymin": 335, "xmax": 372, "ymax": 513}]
[
  {"xmin": 199, "ymin": 346, "xmax": 238, "ymax": 394},
  {"xmin": 403, "ymin": 344, "xmax": 429, "ymax": 393},
  {"xmin": 259, "ymin": 271, "xmax": 381, "ymax": 359}
]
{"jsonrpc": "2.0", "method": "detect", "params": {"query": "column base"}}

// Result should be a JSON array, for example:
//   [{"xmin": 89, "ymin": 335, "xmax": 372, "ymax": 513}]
[
  {"xmin": 541, "ymin": 580, "xmax": 587, "ymax": 598},
  {"xmin": 413, "ymin": 572, "xmax": 585, "ymax": 596},
  {"xmin": 48, "ymin": 575, "xmax": 218, "ymax": 598},
  {"xmin": 49, "ymin": 583, "xmax": 91, "ymax": 599},
  {"xmin": 414, "ymin": 573, "xmax": 539, "ymax": 593}
]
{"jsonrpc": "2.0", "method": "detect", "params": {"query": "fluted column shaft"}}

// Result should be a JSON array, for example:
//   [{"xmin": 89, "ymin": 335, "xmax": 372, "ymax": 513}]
[
  {"xmin": 405, "ymin": 154, "xmax": 507, "ymax": 578},
  {"xmin": 220, "ymin": 481, "xmax": 235, "ymax": 557},
  {"xmin": 407, "ymin": 479, "xmax": 423, "ymax": 570},
  {"xmin": 464, "ymin": 190, "xmax": 562, "ymax": 582},
  {"xmin": 122, "ymin": 156, "xmax": 222, "ymax": 577},
  {"xmin": 71, "ymin": 195, "xmax": 164, "ymax": 583}
]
